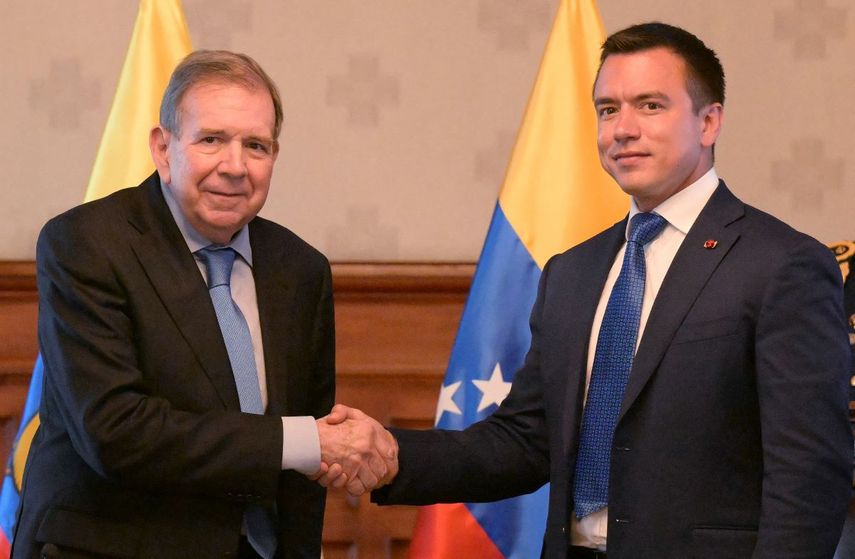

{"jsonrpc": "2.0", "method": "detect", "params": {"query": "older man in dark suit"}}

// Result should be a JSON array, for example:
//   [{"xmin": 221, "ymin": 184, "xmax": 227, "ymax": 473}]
[
  {"xmin": 327, "ymin": 22, "xmax": 853, "ymax": 559},
  {"xmin": 14, "ymin": 50, "xmax": 394, "ymax": 559}
]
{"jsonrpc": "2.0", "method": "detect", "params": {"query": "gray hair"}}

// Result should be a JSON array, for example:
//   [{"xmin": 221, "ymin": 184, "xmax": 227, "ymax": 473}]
[{"xmin": 159, "ymin": 50, "xmax": 284, "ymax": 139}]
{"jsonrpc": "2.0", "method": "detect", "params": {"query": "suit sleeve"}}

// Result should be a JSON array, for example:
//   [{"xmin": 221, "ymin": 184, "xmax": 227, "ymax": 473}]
[
  {"xmin": 753, "ymin": 237, "xmax": 853, "ymax": 557},
  {"xmin": 279, "ymin": 256, "xmax": 335, "ymax": 472},
  {"xmin": 36, "ymin": 214, "xmax": 283, "ymax": 502},
  {"xmin": 374, "ymin": 258, "xmax": 554, "ymax": 505},
  {"xmin": 275, "ymin": 255, "xmax": 334, "ymax": 555},
  {"xmin": 309, "ymin": 259, "xmax": 335, "ymax": 415}
]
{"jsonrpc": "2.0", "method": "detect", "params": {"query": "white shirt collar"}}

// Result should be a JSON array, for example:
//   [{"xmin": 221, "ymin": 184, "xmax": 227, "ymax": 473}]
[
  {"xmin": 626, "ymin": 167, "xmax": 719, "ymax": 239},
  {"xmin": 160, "ymin": 182, "xmax": 253, "ymax": 266}
]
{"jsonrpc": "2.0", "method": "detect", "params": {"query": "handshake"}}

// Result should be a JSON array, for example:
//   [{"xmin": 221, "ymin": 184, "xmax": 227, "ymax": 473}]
[{"xmin": 311, "ymin": 404, "xmax": 399, "ymax": 496}]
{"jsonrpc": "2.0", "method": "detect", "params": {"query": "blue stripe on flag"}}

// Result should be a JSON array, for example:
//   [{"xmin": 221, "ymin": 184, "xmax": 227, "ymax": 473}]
[
  {"xmin": 435, "ymin": 203, "xmax": 548, "ymax": 558},
  {"xmin": 0, "ymin": 355, "xmax": 44, "ymax": 543},
  {"xmin": 438, "ymin": 203, "xmax": 541, "ymax": 429},
  {"xmin": 469, "ymin": 486, "xmax": 550, "ymax": 559}
]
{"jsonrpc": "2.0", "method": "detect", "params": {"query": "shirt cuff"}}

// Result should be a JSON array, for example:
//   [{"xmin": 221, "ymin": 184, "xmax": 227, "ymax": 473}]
[{"xmin": 281, "ymin": 416, "xmax": 321, "ymax": 474}]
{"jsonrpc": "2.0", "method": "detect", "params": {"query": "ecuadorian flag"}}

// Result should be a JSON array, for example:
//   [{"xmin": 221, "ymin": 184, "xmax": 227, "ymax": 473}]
[
  {"xmin": 408, "ymin": 1, "xmax": 625, "ymax": 557},
  {"xmin": 0, "ymin": 1, "xmax": 191, "ymax": 553}
]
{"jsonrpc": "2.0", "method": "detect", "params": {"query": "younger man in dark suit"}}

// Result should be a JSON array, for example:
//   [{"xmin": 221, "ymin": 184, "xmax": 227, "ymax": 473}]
[{"xmin": 329, "ymin": 22, "xmax": 853, "ymax": 559}]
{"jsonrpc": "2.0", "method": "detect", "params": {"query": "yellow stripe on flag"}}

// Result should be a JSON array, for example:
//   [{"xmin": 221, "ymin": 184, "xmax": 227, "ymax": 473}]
[
  {"xmin": 85, "ymin": 0, "xmax": 192, "ymax": 202},
  {"xmin": 11, "ymin": 416, "xmax": 39, "ymax": 492},
  {"xmin": 499, "ymin": 0, "xmax": 625, "ymax": 269}
]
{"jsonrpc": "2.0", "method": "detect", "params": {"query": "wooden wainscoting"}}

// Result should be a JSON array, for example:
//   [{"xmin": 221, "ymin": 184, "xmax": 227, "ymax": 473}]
[
  {"xmin": 0, "ymin": 262, "xmax": 39, "ymax": 464},
  {"xmin": 0, "ymin": 261, "xmax": 472, "ymax": 558},
  {"xmin": 325, "ymin": 263, "xmax": 471, "ymax": 558}
]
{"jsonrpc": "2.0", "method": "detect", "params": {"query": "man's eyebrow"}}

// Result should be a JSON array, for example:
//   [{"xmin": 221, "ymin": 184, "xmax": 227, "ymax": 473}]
[
  {"xmin": 594, "ymin": 91, "xmax": 670, "ymax": 107},
  {"xmin": 634, "ymin": 91, "xmax": 669, "ymax": 102},
  {"xmin": 195, "ymin": 129, "xmax": 274, "ymax": 143},
  {"xmin": 245, "ymin": 134, "xmax": 275, "ymax": 144}
]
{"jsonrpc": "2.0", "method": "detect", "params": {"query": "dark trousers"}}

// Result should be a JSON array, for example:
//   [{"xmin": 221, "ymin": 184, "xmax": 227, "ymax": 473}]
[
  {"xmin": 238, "ymin": 537, "xmax": 265, "ymax": 559},
  {"xmin": 568, "ymin": 546, "xmax": 607, "ymax": 559}
]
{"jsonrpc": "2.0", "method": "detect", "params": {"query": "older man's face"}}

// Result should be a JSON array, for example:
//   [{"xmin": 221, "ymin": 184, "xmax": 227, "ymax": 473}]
[{"xmin": 150, "ymin": 81, "xmax": 278, "ymax": 244}]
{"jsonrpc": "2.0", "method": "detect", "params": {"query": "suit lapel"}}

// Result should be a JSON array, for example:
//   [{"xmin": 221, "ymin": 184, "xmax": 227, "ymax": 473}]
[
  {"xmin": 619, "ymin": 182, "xmax": 745, "ymax": 419},
  {"xmin": 249, "ymin": 222, "xmax": 296, "ymax": 416},
  {"xmin": 127, "ymin": 174, "xmax": 240, "ymax": 410}
]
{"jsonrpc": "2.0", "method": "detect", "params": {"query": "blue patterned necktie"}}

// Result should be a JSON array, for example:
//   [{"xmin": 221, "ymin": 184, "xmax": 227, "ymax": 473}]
[
  {"xmin": 197, "ymin": 247, "xmax": 264, "ymax": 413},
  {"xmin": 573, "ymin": 212, "xmax": 667, "ymax": 518},
  {"xmin": 197, "ymin": 247, "xmax": 276, "ymax": 559}
]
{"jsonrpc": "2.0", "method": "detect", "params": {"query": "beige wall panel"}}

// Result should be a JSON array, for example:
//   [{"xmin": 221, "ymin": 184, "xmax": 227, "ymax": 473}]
[{"xmin": 1, "ymin": 0, "xmax": 852, "ymax": 261}]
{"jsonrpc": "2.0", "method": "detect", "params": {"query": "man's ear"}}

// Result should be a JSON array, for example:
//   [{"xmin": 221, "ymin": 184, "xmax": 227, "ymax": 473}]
[
  {"xmin": 700, "ymin": 103, "xmax": 723, "ymax": 148},
  {"xmin": 149, "ymin": 126, "xmax": 172, "ymax": 184}
]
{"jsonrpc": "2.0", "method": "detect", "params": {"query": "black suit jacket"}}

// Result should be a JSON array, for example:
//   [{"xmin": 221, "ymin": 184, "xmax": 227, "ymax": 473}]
[
  {"xmin": 842, "ymin": 249, "xmax": 855, "ymax": 401},
  {"xmin": 13, "ymin": 173, "xmax": 335, "ymax": 558},
  {"xmin": 375, "ymin": 182, "xmax": 853, "ymax": 558}
]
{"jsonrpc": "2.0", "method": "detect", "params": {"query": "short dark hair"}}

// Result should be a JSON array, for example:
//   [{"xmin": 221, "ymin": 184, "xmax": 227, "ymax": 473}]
[
  {"xmin": 160, "ymin": 50, "xmax": 284, "ymax": 139},
  {"xmin": 597, "ymin": 22, "xmax": 725, "ymax": 112}
]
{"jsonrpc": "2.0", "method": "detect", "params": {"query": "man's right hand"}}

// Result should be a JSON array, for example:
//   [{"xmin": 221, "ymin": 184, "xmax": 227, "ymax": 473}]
[{"xmin": 311, "ymin": 404, "xmax": 399, "ymax": 496}]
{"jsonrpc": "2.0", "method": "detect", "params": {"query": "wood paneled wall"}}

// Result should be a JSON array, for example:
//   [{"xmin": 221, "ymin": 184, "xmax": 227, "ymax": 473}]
[
  {"xmin": 0, "ymin": 262, "xmax": 39, "ymax": 465},
  {"xmin": 325, "ymin": 263, "xmax": 472, "ymax": 558},
  {"xmin": 3, "ymin": 261, "xmax": 853, "ymax": 557},
  {"xmin": 0, "ymin": 261, "xmax": 471, "ymax": 558}
]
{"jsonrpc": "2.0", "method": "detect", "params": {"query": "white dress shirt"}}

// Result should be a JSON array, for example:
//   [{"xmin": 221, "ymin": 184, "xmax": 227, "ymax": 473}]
[
  {"xmin": 571, "ymin": 168, "xmax": 720, "ymax": 550},
  {"xmin": 161, "ymin": 184, "xmax": 320, "ymax": 474}
]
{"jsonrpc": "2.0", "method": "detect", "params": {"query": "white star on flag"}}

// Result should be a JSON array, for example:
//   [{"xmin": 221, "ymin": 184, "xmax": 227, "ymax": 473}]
[
  {"xmin": 472, "ymin": 363, "xmax": 512, "ymax": 412},
  {"xmin": 434, "ymin": 380, "xmax": 462, "ymax": 424}
]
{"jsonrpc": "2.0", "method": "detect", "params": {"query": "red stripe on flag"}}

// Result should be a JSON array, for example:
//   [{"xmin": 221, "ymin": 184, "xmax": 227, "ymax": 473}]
[
  {"xmin": 0, "ymin": 531, "xmax": 10, "ymax": 557},
  {"xmin": 409, "ymin": 503, "xmax": 504, "ymax": 559}
]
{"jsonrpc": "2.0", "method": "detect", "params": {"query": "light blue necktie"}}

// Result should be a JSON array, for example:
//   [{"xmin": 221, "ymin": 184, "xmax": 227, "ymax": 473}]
[
  {"xmin": 573, "ymin": 212, "xmax": 667, "ymax": 518},
  {"xmin": 197, "ymin": 247, "xmax": 277, "ymax": 559},
  {"xmin": 197, "ymin": 247, "xmax": 263, "ymax": 413}
]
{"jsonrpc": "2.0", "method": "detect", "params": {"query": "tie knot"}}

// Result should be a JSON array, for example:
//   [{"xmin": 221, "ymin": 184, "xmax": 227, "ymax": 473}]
[
  {"xmin": 197, "ymin": 247, "xmax": 236, "ymax": 288},
  {"xmin": 629, "ymin": 212, "xmax": 667, "ymax": 246}
]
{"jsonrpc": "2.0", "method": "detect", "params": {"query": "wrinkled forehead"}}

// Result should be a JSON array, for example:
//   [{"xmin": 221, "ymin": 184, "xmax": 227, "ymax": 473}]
[
  {"xmin": 180, "ymin": 77, "xmax": 262, "ymax": 106},
  {"xmin": 177, "ymin": 78, "xmax": 273, "ymax": 121}
]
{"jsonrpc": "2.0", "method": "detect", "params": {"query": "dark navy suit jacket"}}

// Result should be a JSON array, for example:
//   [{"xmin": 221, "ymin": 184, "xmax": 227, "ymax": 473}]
[{"xmin": 375, "ymin": 182, "xmax": 853, "ymax": 559}]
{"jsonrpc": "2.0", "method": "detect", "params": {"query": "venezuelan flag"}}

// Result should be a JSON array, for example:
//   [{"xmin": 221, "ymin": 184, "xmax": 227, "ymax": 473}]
[
  {"xmin": 408, "ymin": 1, "xmax": 625, "ymax": 557},
  {"xmin": 0, "ymin": 359, "xmax": 43, "ymax": 557},
  {"xmin": 0, "ymin": 1, "xmax": 191, "ymax": 553}
]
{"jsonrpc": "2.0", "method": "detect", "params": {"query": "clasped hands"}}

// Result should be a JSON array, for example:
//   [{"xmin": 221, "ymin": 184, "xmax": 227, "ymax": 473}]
[{"xmin": 310, "ymin": 404, "xmax": 398, "ymax": 496}]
